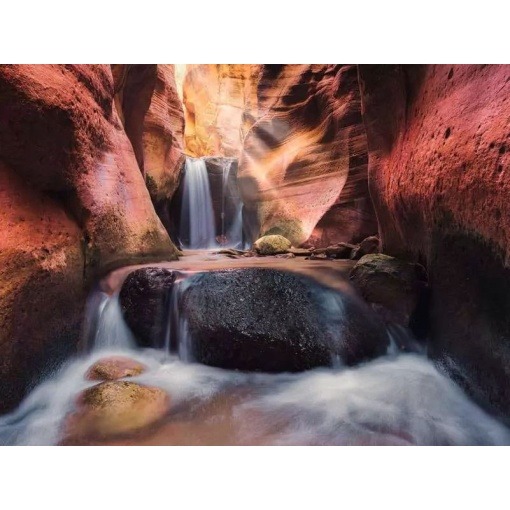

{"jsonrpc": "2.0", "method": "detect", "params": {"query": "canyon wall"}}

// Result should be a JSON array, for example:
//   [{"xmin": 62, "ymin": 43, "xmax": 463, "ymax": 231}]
[
  {"xmin": 112, "ymin": 64, "xmax": 185, "ymax": 219},
  {"xmin": 239, "ymin": 64, "xmax": 376, "ymax": 246},
  {"xmin": 0, "ymin": 65, "xmax": 178, "ymax": 412},
  {"xmin": 180, "ymin": 64, "xmax": 376, "ymax": 248},
  {"xmin": 182, "ymin": 64, "xmax": 259, "ymax": 158},
  {"xmin": 358, "ymin": 64, "xmax": 510, "ymax": 419}
]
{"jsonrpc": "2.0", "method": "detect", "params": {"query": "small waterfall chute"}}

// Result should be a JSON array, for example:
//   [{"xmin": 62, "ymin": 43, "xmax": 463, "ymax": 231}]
[
  {"xmin": 82, "ymin": 290, "xmax": 136, "ymax": 352},
  {"xmin": 180, "ymin": 157, "xmax": 217, "ymax": 249},
  {"xmin": 220, "ymin": 159, "xmax": 244, "ymax": 249}
]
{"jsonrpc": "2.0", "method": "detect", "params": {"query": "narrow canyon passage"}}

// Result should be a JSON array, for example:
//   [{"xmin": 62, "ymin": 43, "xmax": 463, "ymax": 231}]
[{"xmin": 2, "ymin": 64, "xmax": 510, "ymax": 446}]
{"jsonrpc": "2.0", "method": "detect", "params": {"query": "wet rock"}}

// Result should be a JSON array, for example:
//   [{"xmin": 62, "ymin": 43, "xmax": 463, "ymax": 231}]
[
  {"xmin": 307, "ymin": 253, "xmax": 328, "ymax": 260},
  {"xmin": 85, "ymin": 356, "xmax": 147, "ymax": 381},
  {"xmin": 66, "ymin": 381, "xmax": 169, "ymax": 439},
  {"xmin": 326, "ymin": 243, "xmax": 357, "ymax": 259},
  {"xmin": 275, "ymin": 253, "xmax": 295, "ymax": 259},
  {"xmin": 217, "ymin": 248, "xmax": 246, "ymax": 257},
  {"xmin": 351, "ymin": 236, "xmax": 380, "ymax": 260},
  {"xmin": 253, "ymin": 235, "xmax": 292, "ymax": 255},
  {"xmin": 289, "ymin": 247, "xmax": 312, "ymax": 256},
  {"xmin": 180, "ymin": 268, "xmax": 389, "ymax": 372},
  {"xmin": 349, "ymin": 254, "xmax": 427, "ymax": 328},
  {"xmin": 120, "ymin": 267, "xmax": 176, "ymax": 347}
]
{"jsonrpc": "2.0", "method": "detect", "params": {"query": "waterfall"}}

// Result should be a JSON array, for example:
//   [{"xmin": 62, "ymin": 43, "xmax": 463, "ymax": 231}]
[
  {"xmin": 180, "ymin": 157, "xmax": 217, "ymax": 249},
  {"xmin": 2, "ymin": 272, "xmax": 510, "ymax": 445},
  {"xmin": 221, "ymin": 159, "xmax": 244, "ymax": 249},
  {"xmin": 83, "ymin": 291, "xmax": 136, "ymax": 351},
  {"xmin": 163, "ymin": 278, "xmax": 193, "ymax": 361}
]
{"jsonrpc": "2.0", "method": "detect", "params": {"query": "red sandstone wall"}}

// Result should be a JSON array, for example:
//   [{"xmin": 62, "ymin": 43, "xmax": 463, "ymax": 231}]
[
  {"xmin": 0, "ymin": 64, "xmax": 178, "ymax": 412},
  {"xmin": 112, "ymin": 64, "xmax": 185, "ymax": 203},
  {"xmin": 358, "ymin": 64, "xmax": 510, "ymax": 418}
]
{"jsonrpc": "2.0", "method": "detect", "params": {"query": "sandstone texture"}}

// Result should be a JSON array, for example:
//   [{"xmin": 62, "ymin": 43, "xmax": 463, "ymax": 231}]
[
  {"xmin": 0, "ymin": 65, "xmax": 178, "ymax": 412},
  {"xmin": 253, "ymin": 235, "xmax": 292, "ymax": 255},
  {"xmin": 65, "ymin": 381, "xmax": 169, "ymax": 439},
  {"xmin": 359, "ymin": 64, "xmax": 510, "ymax": 418},
  {"xmin": 182, "ymin": 64, "xmax": 259, "ymax": 157},
  {"xmin": 112, "ymin": 64, "xmax": 185, "ymax": 230},
  {"xmin": 239, "ymin": 64, "xmax": 376, "ymax": 247}
]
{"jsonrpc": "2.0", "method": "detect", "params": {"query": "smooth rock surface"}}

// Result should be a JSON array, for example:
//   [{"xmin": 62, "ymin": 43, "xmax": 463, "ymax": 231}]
[
  {"xmin": 0, "ymin": 65, "xmax": 177, "ymax": 412},
  {"xmin": 239, "ymin": 64, "xmax": 376, "ymax": 246},
  {"xmin": 65, "ymin": 381, "xmax": 169, "ymax": 439},
  {"xmin": 85, "ymin": 356, "xmax": 147, "ymax": 381}
]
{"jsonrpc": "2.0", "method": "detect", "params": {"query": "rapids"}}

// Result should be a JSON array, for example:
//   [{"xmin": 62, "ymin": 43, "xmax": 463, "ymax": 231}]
[{"xmin": 1, "ymin": 278, "xmax": 509, "ymax": 446}]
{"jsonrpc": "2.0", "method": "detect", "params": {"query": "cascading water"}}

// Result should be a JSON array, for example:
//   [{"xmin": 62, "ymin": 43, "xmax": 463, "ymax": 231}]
[
  {"xmin": 177, "ymin": 156, "xmax": 246, "ymax": 250},
  {"xmin": 1, "ymin": 269, "xmax": 510, "ymax": 445},
  {"xmin": 179, "ymin": 157, "xmax": 217, "ymax": 249},
  {"xmin": 220, "ymin": 159, "xmax": 244, "ymax": 249},
  {"xmin": 83, "ymin": 291, "xmax": 136, "ymax": 351}
]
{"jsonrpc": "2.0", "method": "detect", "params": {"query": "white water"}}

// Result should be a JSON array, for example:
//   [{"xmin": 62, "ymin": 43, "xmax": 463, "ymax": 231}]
[
  {"xmin": 221, "ymin": 159, "xmax": 244, "ymax": 249},
  {"xmin": 180, "ymin": 157, "xmax": 217, "ymax": 249},
  {"xmin": 1, "ymin": 292, "xmax": 509, "ymax": 445},
  {"xmin": 84, "ymin": 292, "xmax": 136, "ymax": 351}
]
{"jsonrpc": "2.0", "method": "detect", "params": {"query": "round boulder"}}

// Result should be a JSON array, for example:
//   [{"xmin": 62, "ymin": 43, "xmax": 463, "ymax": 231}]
[
  {"xmin": 119, "ymin": 267, "xmax": 176, "ymax": 347},
  {"xmin": 349, "ymin": 254, "xmax": 427, "ymax": 327},
  {"xmin": 85, "ymin": 356, "xmax": 147, "ymax": 381},
  {"xmin": 66, "ymin": 381, "xmax": 170, "ymax": 439},
  {"xmin": 179, "ymin": 268, "xmax": 389, "ymax": 372},
  {"xmin": 253, "ymin": 235, "xmax": 292, "ymax": 255}
]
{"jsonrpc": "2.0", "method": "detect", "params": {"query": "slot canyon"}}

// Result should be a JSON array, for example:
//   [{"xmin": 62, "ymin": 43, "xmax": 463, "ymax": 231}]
[{"xmin": 1, "ymin": 64, "xmax": 510, "ymax": 445}]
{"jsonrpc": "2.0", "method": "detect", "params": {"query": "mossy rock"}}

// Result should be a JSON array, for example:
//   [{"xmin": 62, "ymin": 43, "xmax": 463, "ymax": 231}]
[{"xmin": 253, "ymin": 235, "xmax": 292, "ymax": 255}]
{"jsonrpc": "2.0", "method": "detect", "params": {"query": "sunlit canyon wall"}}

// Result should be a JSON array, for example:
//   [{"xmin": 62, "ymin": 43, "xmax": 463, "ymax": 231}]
[{"xmin": 180, "ymin": 64, "xmax": 377, "ymax": 246}]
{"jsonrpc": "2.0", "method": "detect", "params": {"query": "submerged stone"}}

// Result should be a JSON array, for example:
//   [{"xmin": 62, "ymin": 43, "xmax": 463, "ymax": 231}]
[{"xmin": 180, "ymin": 268, "xmax": 389, "ymax": 372}]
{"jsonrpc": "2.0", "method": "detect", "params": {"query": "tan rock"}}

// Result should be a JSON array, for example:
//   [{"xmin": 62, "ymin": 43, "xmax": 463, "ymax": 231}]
[
  {"xmin": 182, "ymin": 64, "xmax": 259, "ymax": 157},
  {"xmin": 67, "ymin": 381, "xmax": 170, "ymax": 439},
  {"xmin": 85, "ymin": 356, "xmax": 147, "ymax": 381}
]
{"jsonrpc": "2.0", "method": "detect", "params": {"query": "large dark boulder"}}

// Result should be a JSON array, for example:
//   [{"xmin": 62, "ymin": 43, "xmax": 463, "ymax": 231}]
[
  {"xmin": 119, "ymin": 267, "xmax": 176, "ymax": 347},
  {"xmin": 179, "ymin": 268, "xmax": 389, "ymax": 372}
]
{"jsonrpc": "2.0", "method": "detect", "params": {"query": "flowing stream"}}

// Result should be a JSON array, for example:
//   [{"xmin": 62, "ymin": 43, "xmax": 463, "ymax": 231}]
[{"xmin": 1, "ymin": 274, "xmax": 509, "ymax": 446}]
